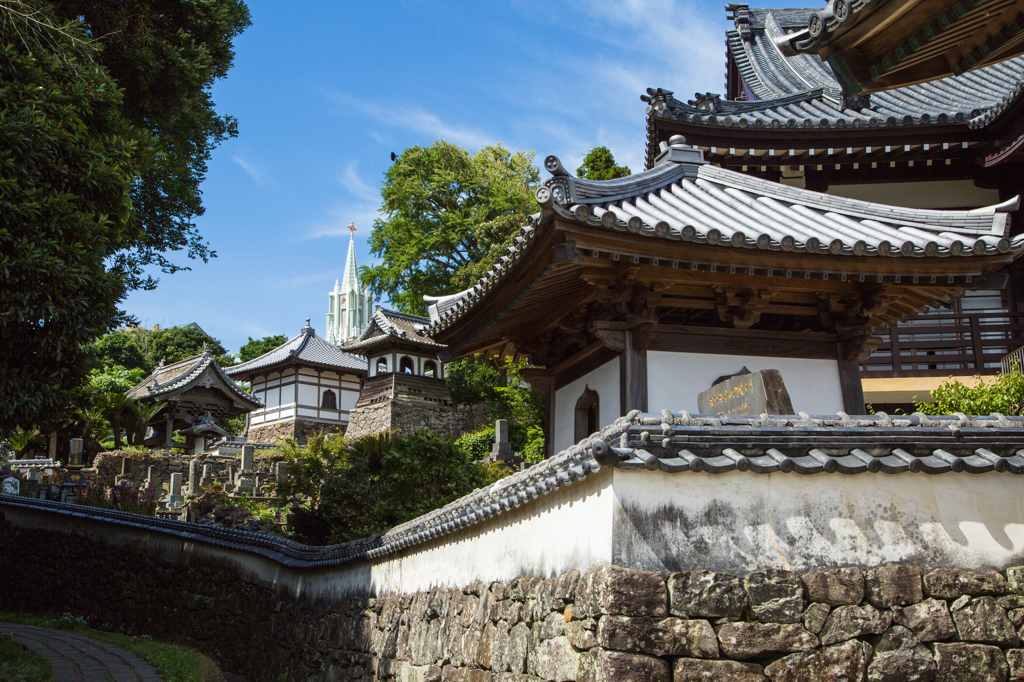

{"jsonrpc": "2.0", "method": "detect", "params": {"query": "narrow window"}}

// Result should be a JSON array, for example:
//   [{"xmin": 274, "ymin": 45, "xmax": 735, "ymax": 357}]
[
  {"xmin": 321, "ymin": 389, "xmax": 337, "ymax": 410},
  {"xmin": 574, "ymin": 386, "xmax": 600, "ymax": 443},
  {"xmin": 423, "ymin": 361, "xmax": 437, "ymax": 378},
  {"xmin": 400, "ymin": 357, "xmax": 414, "ymax": 374},
  {"xmin": 376, "ymin": 357, "xmax": 388, "ymax": 374}
]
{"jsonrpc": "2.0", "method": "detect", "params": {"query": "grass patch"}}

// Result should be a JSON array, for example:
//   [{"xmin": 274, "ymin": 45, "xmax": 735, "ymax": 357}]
[
  {"xmin": 0, "ymin": 613, "xmax": 221, "ymax": 682},
  {"xmin": 0, "ymin": 632, "xmax": 51, "ymax": 682}
]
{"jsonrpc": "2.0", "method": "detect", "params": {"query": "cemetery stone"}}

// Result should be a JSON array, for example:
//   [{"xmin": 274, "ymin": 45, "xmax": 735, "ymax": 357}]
[
  {"xmin": 187, "ymin": 458, "xmax": 202, "ymax": 497},
  {"xmin": 168, "ymin": 473, "xmax": 184, "ymax": 509},
  {"xmin": 241, "ymin": 445, "xmax": 255, "ymax": 472},
  {"xmin": 1, "ymin": 477, "xmax": 19, "ymax": 495}
]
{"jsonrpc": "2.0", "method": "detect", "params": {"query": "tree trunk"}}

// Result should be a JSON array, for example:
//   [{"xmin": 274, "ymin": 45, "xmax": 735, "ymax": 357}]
[{"xmin": 112, "ymin": 412, "xmax": 122, "ymax": 450}]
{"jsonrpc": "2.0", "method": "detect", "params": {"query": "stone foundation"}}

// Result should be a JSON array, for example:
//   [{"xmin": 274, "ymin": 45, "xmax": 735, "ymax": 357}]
[
  {"xmin": 247, "ymin": 419, "xmax": 344, "ymax": 445},
  {"xmin": 4, "ymin": 508, "xmax": 1024, "ymax": 682},
  {"xmin": 346, "ymin": 398, "xmax": 489, "ymax": 440}
]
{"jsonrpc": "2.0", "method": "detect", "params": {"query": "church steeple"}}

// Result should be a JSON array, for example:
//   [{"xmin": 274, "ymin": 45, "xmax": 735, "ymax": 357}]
[{"xmin": 326, "ymin": 222, "xmax": 374, "ymax": 346}]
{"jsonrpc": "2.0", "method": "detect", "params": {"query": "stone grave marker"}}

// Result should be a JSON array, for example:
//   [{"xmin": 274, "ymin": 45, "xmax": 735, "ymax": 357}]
[
  {"xmin": 201, "ymin": 463, "xmax": 214, "ymax": 486},
  {"xmin": 241, "ymin": 445, "xmax": 255, "ymax": 472},
  {"xmin": 274, "ymin": 461, "xmax": 288, "ymax": 484},
  {"xmin": 2, "ymin": 476, "xmax": 19, "ymax": 495},
  {"xmin": 168, "ymin": 472, "xmax": 184, "ymax": 508},
  {"xmin": 145, "ymin": 465, "xmax": 157, "ymax": 491},
  {"xmin": 697, "ymin": 369, "xmax": 794, "ymax": 416},
  {"xmin": 489, "ymin": 419, "xmax": 514, "ymax": 463},
  {"xmin": 187, "ymin": 458, "xmax": 202, "ymax": 497}
]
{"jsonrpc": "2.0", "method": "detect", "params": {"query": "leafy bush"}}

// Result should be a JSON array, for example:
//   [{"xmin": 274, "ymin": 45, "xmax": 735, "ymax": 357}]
[
  {"xmin": 77, "ymin": 484, "xmax": 158, "ymax": 516},
  {"xmin": 915, "ymin": 371, "xmax": 1024, "ymax": 416},
  {"xmin": 278, "ymin": 430, "xmax": 507, "ymax": 544}
]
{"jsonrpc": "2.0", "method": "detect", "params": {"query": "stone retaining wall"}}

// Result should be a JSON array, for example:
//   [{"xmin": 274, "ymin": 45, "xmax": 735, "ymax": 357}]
[
  {"xmin": 346, "ymin": 399, "xmax": 489, "ymax": 441},
  {"xmin": 89, "ymin": 450, "xmax": 284, "ymax": 491},
  {"xmin": 3, "ymin": 508, "xmax": 1024, "ymax": 682},
  {"xmin": 247, "ymin": 419, "xmax": 344, "ymax": 445}
]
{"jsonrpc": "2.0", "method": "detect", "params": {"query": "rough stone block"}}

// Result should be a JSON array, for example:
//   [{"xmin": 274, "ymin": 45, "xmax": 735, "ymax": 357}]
[
  {"xmin": 819, "ymin": 604, "xmax": 893, "ymax": 646},
  {"xmin": 801, "ymin": 603, "xmax": 830, "ymax": 635},
  {"xmin": 865, "ymin": 565, "xmax": 924, "ymax": 608},
  {"xmin": 1009, "ymin": 609, "xmax": 1024, "ymax": 630},
  {"xmin": 925, "ymin": 569, "xmax": 1008, "ymax": 599},
  {"xmin": 442, "ymin": 667, "xmax": 494, "ymax": 682},
  {"xmin": 565, "ymin": 619, "xmax": 598, "ymax": 650},
  {"xmin": 717, "ymin": 623, "xmax": 818, "ymax": 660},
  {"xmin": 801, "ymin": 568, "xmax": 865, "ymax": 606},
  {"xmin": 745, "ymin": 569, "xmax": 804, "ymax": 624},
  {"xmin": 1007, "ymin": 567, "xmax": 1024, "ymax": 595},
  {"xmin": 668, "ymin": 571, "xmax": 746, "ymax": 619},
  {"xmin": 493, "ymin": 676, "xmax": 544, "ymax": 682},
  {"xmin": 596, "ymin": 616, "xmax": 718, "ymax": 658},
  {"xmin": 574, "ymin": 564, "xmax": 667, "ymax": 619},
  {"xmin": 893, "ymin": 598, "xmax": 956, "ymax": 643},
  {"xmin": 999, "ymin": 596, "xmax": 1024, "ymax": 611},
  {"xmin": 532, "ymin": 637, "xmax": 580, "ymax": 682},
  {"xmin": 577, "ymin": 648, "xmax": 670, "ymax": 682},
  {"xmin": 506, "ymin": 623, "xmax": 530, "ymax": 675},
  {"xmin": 537, "ymin": 612, "xmax": 565, "ymax": 642},
  {"xmin": 865, "ymin": 625, "xmax": 937, "ymax": 682},
  {"xmin": 674, "ymin": 658, "xmax": 766, "ymax": 681},
  {"xmin": 932, "ymin": 643, "xmax": 1009, "ymax": 682},
  {"xmin": 953, "ymin": 597, "xmax": 1020, "ymax": 647},
  {"xmin": 764, "ymin": 639, "xmax": 871, "ymax": 682},
  {"xmin": 1007, "ymin": 649, "xmax": 1024, "ymax": 682}
]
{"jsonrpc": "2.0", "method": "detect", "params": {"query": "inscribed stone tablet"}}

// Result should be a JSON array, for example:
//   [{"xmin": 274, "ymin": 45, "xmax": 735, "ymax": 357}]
[
  {"xmin": 1, "ymin": 477, "xmax": 19, "ymax": 495},
  {"xmin": 697, "ymin": 369, "xmax": 794, "ymax": 415}
]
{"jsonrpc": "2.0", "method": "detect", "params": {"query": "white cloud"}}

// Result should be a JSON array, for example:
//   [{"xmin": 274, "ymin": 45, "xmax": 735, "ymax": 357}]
[
  {"xmin": 327, "ymin": 90, "xmax": 494, "ymax": 149},
  {"xmin": 339, "ymin": 161, "xmax": 377, "ymax": 202},
  {"xmin": 232, "ymin": 155, "xmax": 274, "ymax": 186},
  {"xmin": 301, "ymin": 204, "xmax": 382, "ymax": 241}
]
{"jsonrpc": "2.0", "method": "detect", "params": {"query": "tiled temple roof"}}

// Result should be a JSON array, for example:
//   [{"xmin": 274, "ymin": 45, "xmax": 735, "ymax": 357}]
[
  {"xmin": 344, "ymin": 308, "xmax": 445, "ymax": 353},
  {"xmin": 425, "ymin": 139, "xmax": 1021, "ymax": 333},
  {"xmin": 7, "ymin": 408, "xmax": 1021, "ymax": 567},
  {"xmin": 642, "ymin": 5, "xmax": 1024, "ymax": 149},
  {"xmin": 128, "ymin": 352, "xmax": 261, "ymax": 409},
  {"xmin": 225, "ymin": 321, "xmax": 366, "ymax": 377}
]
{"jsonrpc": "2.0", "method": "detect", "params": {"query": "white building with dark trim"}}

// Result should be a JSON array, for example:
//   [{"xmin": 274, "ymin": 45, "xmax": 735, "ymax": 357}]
[{"xmin": 225, "ymin": 320, "xmax": 367, "ymax": 444}]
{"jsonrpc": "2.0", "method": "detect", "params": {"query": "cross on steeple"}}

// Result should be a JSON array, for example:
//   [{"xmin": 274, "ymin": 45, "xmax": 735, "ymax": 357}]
[{"xmin": 347, "ymin": 221, "xmax": 356, "ymax": 237}]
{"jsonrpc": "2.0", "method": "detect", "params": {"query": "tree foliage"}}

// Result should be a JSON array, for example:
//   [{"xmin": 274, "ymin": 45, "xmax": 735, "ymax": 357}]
[
  {"xmin": 277, "ymin": 430, "xmax": 506, "ymax": 545},
  {"xmin": 49, "ymin": 0, "xmax": 252, "ymax": 291},
  {"xmin": 91, "ymin": 325, "xmax": 231, "ymax": 375},
  {"xmin": 238, "ymin": 335, "xmax": 287, "ymax": 363},
  {"xmin": 576, "ymin": 146, "xmax": 631, "ymax": 181},
  {"xmin": 362, "ymin": 141, "xmax": 539, "ymax": 315},
  {"xmin": 915, "ymin": 371, "xmax": 1024, "ymax": 416},
  {"xmin": 0, "ymin": 4, "xmax": 135, "ymax": 432}
]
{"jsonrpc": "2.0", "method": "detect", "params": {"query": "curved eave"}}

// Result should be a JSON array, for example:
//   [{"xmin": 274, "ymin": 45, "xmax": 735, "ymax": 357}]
[{"xmin": 226, "ymin": 356, "xmax": 367, "ymax": 382}]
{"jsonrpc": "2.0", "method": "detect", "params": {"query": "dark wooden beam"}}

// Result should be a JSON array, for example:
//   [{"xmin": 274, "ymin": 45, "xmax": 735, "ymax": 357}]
[
  {"xmin": 837, "ymin": 342, "xmax": 867, "ymax": 414},
  {"xmin": 646, "ymin": 324, "xmax": 838, "ymax": 359},
  {"xmin": 619, "ymin": 328, "xmax": 648, "ymax": 415}
]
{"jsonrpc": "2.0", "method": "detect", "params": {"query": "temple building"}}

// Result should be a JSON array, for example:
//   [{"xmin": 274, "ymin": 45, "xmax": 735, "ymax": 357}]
[
  {"xmin": 425, "ymin": 138, "xmax": 1023, "ymax": 455},
  {"xmin": 225, "ymin": 320, "xmax": 366, "ymax": 443},
  {"xmin": 641, "ymin": 3, "xmax": 1024, "ymax": 408},
  {"xmin": 325, "ymin": 222, "xmax": 374, "ymax": 346},
  {"xmin": 127, "ymin": 351, "xmax": 262, "ymax": 455}
]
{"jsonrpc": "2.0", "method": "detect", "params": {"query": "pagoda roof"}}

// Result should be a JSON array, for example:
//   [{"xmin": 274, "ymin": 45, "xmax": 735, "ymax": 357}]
[
  {"xmin": 643, "ymin": 4, "xmax": 1024, "ymax": 166},
  {"xmin": 128, "ymin": 352, "xmax": 262, "ymax": 411},
  {"xmin": 344, "ymin": 308, "xmax": 445, "ymax": 353},
  {"xmin": 425, "ymin": 140, "xmax": 1022, "ymax": 364},
  {"xmin": 225, "ymin": 321, "xmax": 367, "ymax": 379}
]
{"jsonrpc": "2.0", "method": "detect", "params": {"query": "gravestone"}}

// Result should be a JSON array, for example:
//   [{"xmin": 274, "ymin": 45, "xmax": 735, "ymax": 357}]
[
  {"xmin": 201, "ymin": 463, "xmax": 214, "ymax": 486},
  {"xmin": 187, "ymin": 458, "xmax": 202, "ymax": 497},
  {"xmin": 2, "ymin": 477, "xmax": 19, "ymax": 495},
  {"xmin": 697, "ymin": 369, "xmax": 794, "ymax": 415},
  {"xmin": 274, "ymin": 461, "xmax": 288, "ymax": 484},
  {"xmin": 168, "ymin": 472, "xmax": 184, "ymax": 508},
  {"xmin": 115, "ymin": 457, "xmax": 130, "ymax": 486},
  {"xmin": 489, "ymin": 420, "xmax": 515, "ymax": 463},
  {"xmin": 145, "ymin": 465, "xmax": 158, "ymax": 491},
  {"xmin": 240, "ymin": 445, "xmax": 255, "ymax": 473}
]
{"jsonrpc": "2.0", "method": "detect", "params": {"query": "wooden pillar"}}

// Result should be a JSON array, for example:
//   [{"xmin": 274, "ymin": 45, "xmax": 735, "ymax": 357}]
[
  {"xmin": 522, "ymin": 371, "xmax": 556, "ymax": 458},
  {"xmin": 165, "ymin": 413, "xmax": 174, "ymax": 447},
  {"xmin": 836, "ymin": 341, "xmax": 866, "ymax": 415},
  {"xmin": 619, "ymin": 328, "xmax": 649, "ymax": 415}
]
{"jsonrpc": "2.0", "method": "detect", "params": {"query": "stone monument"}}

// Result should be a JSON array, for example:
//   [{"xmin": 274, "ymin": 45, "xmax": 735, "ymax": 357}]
[
  {"xmin": 187, "ymin": 458, "xmax": 202, "ymax": 497},
  {"xmin": 1, "ymin": 477, "xmax": 18, "ymax": 495},
  {"xmin": 697, "ymin": 369, "xmax": 794, "ymax": 415},
  {"xmin": 168, "ymin": 473, "xmax": 184, "ymax": 509},
  {"xmin": 488, "ymin": 420, "xmax": 514, "ymax": 463}
]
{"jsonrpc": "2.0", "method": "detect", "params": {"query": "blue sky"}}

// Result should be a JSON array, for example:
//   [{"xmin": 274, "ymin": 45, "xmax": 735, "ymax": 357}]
[{"xmin": 122, "ymin": 0, "xmax": 793, "ymax": 352}]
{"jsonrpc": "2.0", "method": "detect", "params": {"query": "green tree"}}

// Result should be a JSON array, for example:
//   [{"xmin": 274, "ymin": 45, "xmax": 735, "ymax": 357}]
[
  {"xmin": 92, "ymin": 332, "xmax": 148, "ymax": 372},
  {"xmin": 148, "ymin": 325, "xmax": 229, "ymax": 366},
  {"xmin": 576, "ymin": 146, "xmax": 631, "ymax": 180},
  {"xmin": 88, "ymin": 365, "xmax": 147, "ymax": 394},
  {"xmin": 238, "ymin": 335, "xmax": 287, "ymax": 363},
  {"xmin": 49, "ymin": 0, "xmax": 252, "ymax": 292},
  {"xmin": 278, "ymin": 430, "xmax": 506, "ymax": 544},
  {"xmin": 0, "ymin": 3, "xmax": 135, "ymax": 432},
  {"xmin": 915, "ymin": 371, "xmax": 1024, "ymax": 415},
  {"xmin": 362, "ymin": 141, "xmax": 539, "ymax": 315}
]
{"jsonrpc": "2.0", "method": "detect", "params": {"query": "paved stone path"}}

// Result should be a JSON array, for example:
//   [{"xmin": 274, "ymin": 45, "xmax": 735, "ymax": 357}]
[{"xmin": 0, "ymin": 623, "xmax": 165, "ymax": 682}]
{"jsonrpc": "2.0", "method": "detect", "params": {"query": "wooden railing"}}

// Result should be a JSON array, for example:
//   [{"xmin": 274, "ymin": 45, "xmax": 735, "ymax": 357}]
[
  {"xmin": 860, "ymin": 312, "xmax": 1024, "ymax": 378},
  {"xmin": 1003, "ymin": 346, "xmax": 1024, "ymax": 374}
]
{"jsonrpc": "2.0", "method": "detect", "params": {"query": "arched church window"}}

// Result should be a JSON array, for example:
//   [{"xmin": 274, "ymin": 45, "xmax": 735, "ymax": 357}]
[
  {"xmin": 400, "ymin": 356, "xmax": 415, "ymax": 374},
  {"xmin": 574, "ymin": 386, "xmax": 599, "ymax": 444},
  {"xmin": 376, "ymin": 357, "xmax": 388, "ymax": 374},
  {"xmin": 423, "ymin": 361, "xmax": 437, "ymax": 378},
  {"xmin": 321, "ymin": 390, "xmax": 337, "ymax": 410}
]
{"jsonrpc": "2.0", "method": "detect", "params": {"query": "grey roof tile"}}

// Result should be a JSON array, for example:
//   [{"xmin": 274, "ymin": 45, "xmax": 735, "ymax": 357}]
[
  {"xmin": 344, "ymin": 308, "xmax": 445, "ymax": 352},
  {"xmin": 225, "ymin": 322, "xmax": 366, "ymax": 376},
  {"xmin": 128, "ymin": 353, "xmax": 262, "ymax": 408}
]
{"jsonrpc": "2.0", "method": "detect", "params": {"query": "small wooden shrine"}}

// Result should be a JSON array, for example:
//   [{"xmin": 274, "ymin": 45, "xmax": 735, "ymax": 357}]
[
  {"xmin": 425, "ymin": 138, "xmax": 1023, "ymax": 455},
  {"xmin": 127, "ymin": 351, "xmax": 262, "ymax": 454}
]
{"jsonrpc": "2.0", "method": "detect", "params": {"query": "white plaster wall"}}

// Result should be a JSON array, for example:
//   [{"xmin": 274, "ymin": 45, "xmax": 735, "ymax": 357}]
[
  {"xmin": 611, "ymin": 468, "xmax": 1024, "ymax": 575},
  {"xmin": 369, "ymin": 471, "xmax": 614, "ymax": 594},
  {"xmin": 647, "ymin": 351, "xmax": 843, "ymax": 415},
  {"xmin": 554, "ymin": 358, "xmax": 620, "ymax": 454}
]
